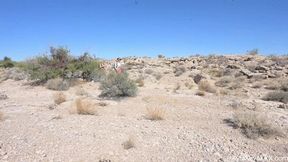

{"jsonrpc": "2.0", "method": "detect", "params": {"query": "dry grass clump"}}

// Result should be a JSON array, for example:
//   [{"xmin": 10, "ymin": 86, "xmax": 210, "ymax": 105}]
[
  {"xmin": 46, "ymin": 78, "xmax": 70, "ymax": 91},
  {"xmin": 53, "ymin": 92, "xmax": 66, "ymax": 105},
  {"xmin": 195, "ymin": 91, "xmax": 205, "ymax": 96},
  {"xmin": 146, "ymin": 107, "xmax": 165, "ymax": 121},
  {"xmin": 0, "ymin": 111, "xmax": 4, "ymax": 121},
  {"xmin": 122, "ymin": 137, "xmax": 135, "ymax": 150},
  {"xmin": 75, "ymin": 98, "xmax": 97, "ymax": 115},
  {"xmin": 225, "ymin": 112, "xmax": 283, "ymax": 139},
  {"xmin": 262, "ymin": 91, "xmax": 288, "ymax": 104},
  {"xmin": 280, "ymin": 79, "xmax": 288, "ymax": 91},
  {"xmin": 173, "ymin": 83, "xmax": 181, "ymax": 93},
  {"xmin": 251, "ymin": 82, "xmax": 263, "ymax": 89},
  {"xmin": 198, "ymin": 80, "xmax": 216, "ymax": 93},
  {"xmin": 184, "ymin": 82, "xmax": 193, "ymax": 89}
]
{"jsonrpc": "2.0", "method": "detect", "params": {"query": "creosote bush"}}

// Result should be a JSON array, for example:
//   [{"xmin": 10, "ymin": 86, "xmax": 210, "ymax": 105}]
[
  {"xmin": 226, "ymin": 112, "xmax": 283, "ymax": 139},
  {"xmin": 21, "ymin": 47, "xmax": 102, "ymax": 84},
  {"xmin": 0, "ymin": 56, "xmax": 15, "ymax": 68},
  {"xmin": 99, "ymin": 72, "xmax": 137, "ymax": 98}
]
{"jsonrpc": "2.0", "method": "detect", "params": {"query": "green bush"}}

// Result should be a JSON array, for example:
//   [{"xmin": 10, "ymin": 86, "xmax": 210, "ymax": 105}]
[
  {"xmin": 20, "ymin": 47, "xmax": 102, "ymax": 83},
  {"xmin": 99, "ymin": 72, "xmax": 137, "ymax": 97},
  {"xmin": 0, "ymin": 56, "xmax": 15, "ymax": 68}
]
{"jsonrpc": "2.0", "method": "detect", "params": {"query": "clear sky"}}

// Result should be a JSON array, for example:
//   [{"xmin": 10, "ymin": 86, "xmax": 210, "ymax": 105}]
[{"xmin": 0, "ymin": 0, "xmax": 288, "ymax": 61}]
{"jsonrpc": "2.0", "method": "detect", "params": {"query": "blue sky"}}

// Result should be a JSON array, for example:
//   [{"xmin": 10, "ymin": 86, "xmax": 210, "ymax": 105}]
[{"xmin": 0, "ymin": 0, "xmax": 288, "ymax": 61}]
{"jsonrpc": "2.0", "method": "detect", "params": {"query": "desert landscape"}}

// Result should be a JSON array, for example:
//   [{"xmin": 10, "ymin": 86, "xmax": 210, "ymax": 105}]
[{"xmin": 0, "ymin": 50, "xmax": 288, "ymax": 162}]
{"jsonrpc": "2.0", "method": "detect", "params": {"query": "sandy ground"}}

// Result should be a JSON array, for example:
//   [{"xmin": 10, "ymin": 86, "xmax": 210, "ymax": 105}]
[{"xmin": 0, "ymin": 76, "xmax": 288, "ymax": 161}]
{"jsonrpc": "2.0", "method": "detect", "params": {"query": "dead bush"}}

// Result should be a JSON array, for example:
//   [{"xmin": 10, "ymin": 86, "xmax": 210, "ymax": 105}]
[
  {"xmin": 46, "ymin": 78, "xmax": 70, "ymax": 91},
  {"xmin": 53, "ymin": 92, "xmax": 66, "ymax": 105},
  {"xmin": 146, "ymin": 107, "xmax": 165, "ymax": 120},
  {"xmin": 198, "ymin": 80, "xmax": 216, "ymax": 93},
  {"xmin": 75, "ymin": 98, "xmax": 97, "ymax": 115},
  {"xmin": 192, "ymin": 74, "xmax": 205, "ymax": 84},
  {"xmin": 225, "ymin": 112, "xmax": 283, "ymax": 139},
  {"xmin": 263, "ymin": 91, "xmax": 288, "ymax": 104}
]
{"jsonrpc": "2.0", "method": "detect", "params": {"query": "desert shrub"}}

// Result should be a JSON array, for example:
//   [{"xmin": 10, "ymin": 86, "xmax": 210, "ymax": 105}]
[
  {"xmin": 226, "ymin": 112, "xmax": 283, "ymax": 139},
  {"xmin": 0, "ymin": 111, "xmax": 3, "ymax": 121},
  {"xmin": 75, "ymin": 98, "xmax": 97, "ymax": 115},
  {"xmin": 184, "ymin": 82, "xmax": 193, "ymax": 89},
  {"xmin": 173, "ymin": 83, "xmax": 181, "ymax": 93},
  {"xmin": 198, "ymin": 80, "xmax": 216, "ymax": 93},
  {"xmin": 174, "ymin": 66, "xmax": 186, "ymax": 76},
  {"xmin": 0, "ymin": 93, "xmax": 8, "ymax": 100},
  {"xmin": 146, "ymin": 107, "xmax": 165, "ymax": 120},
  {"xmin": 46, "ymin": 78, "xmax": 70, "ymax": 91},
  {"xmin": 153, "ymin": 73, "xmax": 162, "ymax": 80},
  {"xmin": 280, "ymin": 80, "xmax": 288, "ymax": 92},
  {"xmin": 53, "ymin": 92, "xmax": 66, "ymax": 105},
  {"xmin": 21, "ymin": 47, "xmax": 102, "ymax": 83},
  {"xmin": 144, "ymin": 69, "xmax": 154, "ymax": 74},
  {"xmin": 247, "ymin": 49, "xmax": 258, "ymax": 56},
  {"xmin": 215, "ymin": 76, "xmax": 233, "ymax": 87},
  {"xmin": 263, "ymin": 91, "xmax": 288, "ymax": 103},
  {"xmin": 122, "ymin": 137, "xmax": 135, "ymax": 149},
  {"xmin": 99, "ymin": 72, "xmax": 137, "ymax": 98},
  {"xmin": 208, "ymin": 68, "xmax": 224, "ymax": 77},
  {"xmin": 192, "ymin": 74, "xmax": 205, "ymax": 84},
  {"xmin": 158, "ymin": 54, "xmax": 165, "ymax": 58},
  {"xmin": 195, "ymin": 91, "xmax": 205, "ymax": 96},
  {"xmin": 251, "ymin": 82, "xmax": 262, "ymax": 89},
  {"xmin": 0, "ymin": 56, "xmax": 15, "ymax": 68}
]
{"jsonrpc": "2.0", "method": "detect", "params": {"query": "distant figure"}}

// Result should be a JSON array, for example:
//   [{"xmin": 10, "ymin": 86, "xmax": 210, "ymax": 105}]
[{"xmin": 113, "ymin": 58, "xmax": 125, "ymax": 73}]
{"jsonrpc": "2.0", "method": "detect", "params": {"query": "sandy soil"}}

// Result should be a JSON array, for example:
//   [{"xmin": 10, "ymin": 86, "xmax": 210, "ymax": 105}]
[{"xmin": 1, "ymin": 77, "xmax": 288, "ymax": 162}]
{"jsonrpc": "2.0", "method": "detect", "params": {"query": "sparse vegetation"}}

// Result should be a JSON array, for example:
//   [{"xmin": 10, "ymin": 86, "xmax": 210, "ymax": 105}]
[
  {"xmin": 99, "ymin": 72, "xmax": 137, "ymax": 98},
  {"xmin": 53, "ymin": 92, "xmax": 66, "ymax": 105},
  {"xmin": 146, "ymin": 107, "xmax": 165, "ymax": 120},
  {"xmin": 75, "ymin": 87, "xmax": 89, "ymax": 96},
  {"xmin": 225, "ymin": 112, "xmax": 283, "ymax": 139},
  {"xmin": 46, "ymin": 78, "xmax": 70, "ymax": 91},
  {"xmin": 198, "ymin": 80, "xmax": 216, "ymax": 93},
  {"xmin": 75, "ymin": 98, "xmax": 97, "ymax": 115},
  {"xmin": 263, "ymin": 91, "xmax": 288, "ymax": 103}
]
